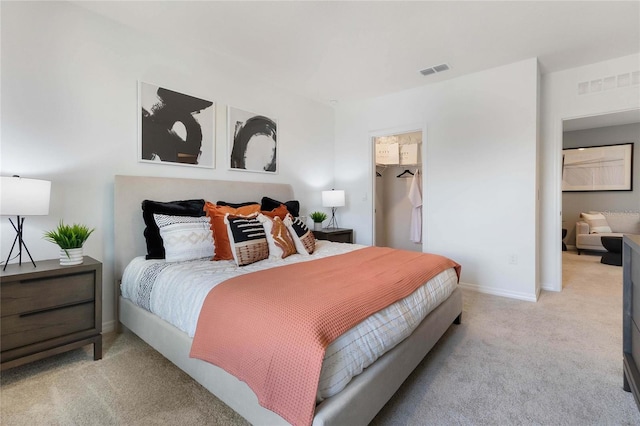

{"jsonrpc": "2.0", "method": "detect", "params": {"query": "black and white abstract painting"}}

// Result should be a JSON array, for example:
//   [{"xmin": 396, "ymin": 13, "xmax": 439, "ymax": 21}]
[
  {"xmin": 228, "ymin": 106, "xmax": 277, "ymax": 173},
  {"xmin": 139, "ymin": 82, "xmax": 215, "ymax": 168}
]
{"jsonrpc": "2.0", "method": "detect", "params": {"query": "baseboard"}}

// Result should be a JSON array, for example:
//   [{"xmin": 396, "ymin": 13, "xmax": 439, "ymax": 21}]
[
  {"xmin": 459, "ymin": 281, "xmax": 538, "ymax": 302},
  {"xmin": 102, "ymin": 320, "xmax": 116, "ymax": 333}
]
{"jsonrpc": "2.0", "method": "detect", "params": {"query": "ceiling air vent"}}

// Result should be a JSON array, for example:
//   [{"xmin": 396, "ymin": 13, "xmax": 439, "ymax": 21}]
[{"xmin": 419, "ymin": 63, "xmax": 451, "ymax": 76}]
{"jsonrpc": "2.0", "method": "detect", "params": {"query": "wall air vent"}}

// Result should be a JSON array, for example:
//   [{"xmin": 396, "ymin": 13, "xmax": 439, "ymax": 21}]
[{"xmin": 419, "ymin": 63, "xmax": 451, "ymax": 76}]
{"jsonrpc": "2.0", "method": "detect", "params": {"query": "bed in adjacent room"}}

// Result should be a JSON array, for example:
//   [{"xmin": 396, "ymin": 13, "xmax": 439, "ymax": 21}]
[{"xmin": 114, "ymin": 175, "xmax": 463, "ymax": 426}]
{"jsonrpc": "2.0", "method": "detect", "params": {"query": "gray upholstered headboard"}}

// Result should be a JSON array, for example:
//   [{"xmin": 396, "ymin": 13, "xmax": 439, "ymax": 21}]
[{"xmin": 113, "ymin": 175, "xmax": 294, "ymax": 279}]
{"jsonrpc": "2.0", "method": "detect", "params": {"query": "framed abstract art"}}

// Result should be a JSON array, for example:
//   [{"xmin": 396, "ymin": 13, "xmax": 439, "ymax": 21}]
[
  {"xmin": 139, "ymin": 81, "xmax": 215, "ymax": 168},
  {"xmin": 228, "ymin": 106, "xmax": 278, "ymax": 174},
  {"xmin": 562, "ymin": 143, "xmax": 633, "ymax": 191}
]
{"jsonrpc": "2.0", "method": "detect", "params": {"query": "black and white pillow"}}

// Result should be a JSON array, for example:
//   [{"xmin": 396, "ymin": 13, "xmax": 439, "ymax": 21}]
[
  {"xmin": 153, "ymin": 214, "xmax": 214, "ymax": 262},
  {"xmin": 284, "ymin": 214, "xmax": 315, "ymax": 255},
  {"xmin": 142, "ymin": 199, "xmax": 206, "ymax": 259},
  {"xmin": 224, "ymin": 213, "xmax": 269, "ymax": 266}
]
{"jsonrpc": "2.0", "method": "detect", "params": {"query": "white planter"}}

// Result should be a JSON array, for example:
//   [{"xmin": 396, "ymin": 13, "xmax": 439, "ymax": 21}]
[
  {"xmin": 314, "ymin": 222, "xmax": 323, "ymax": 231},
  {"xmin": 60, "ymin": 248, "xmax": 83, "ymax": 266}
]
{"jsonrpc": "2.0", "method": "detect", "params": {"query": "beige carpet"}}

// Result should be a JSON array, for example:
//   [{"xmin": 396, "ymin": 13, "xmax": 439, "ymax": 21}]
[{"xmin": 1, "ymin": 251, "xmax": 639, "ymax": 425}]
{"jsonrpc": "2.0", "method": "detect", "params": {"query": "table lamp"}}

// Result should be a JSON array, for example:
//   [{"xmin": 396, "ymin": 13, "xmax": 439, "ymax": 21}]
[
  {"xmin": 1, "ymin": 176, "xmax": 51, "ymax": 270},
  {"xmin": 322, "ymin": 189, "xmax": 345, "ymax": 229}
]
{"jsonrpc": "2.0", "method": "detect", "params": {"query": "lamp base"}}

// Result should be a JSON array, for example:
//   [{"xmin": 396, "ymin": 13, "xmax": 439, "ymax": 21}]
[
  {"xmin": 3, "ymin": 216, "xmax": 37, "ymax": 271},
  {"xmin": 326, "ymin": 207, "xmax": 339, "ymax": 229}
]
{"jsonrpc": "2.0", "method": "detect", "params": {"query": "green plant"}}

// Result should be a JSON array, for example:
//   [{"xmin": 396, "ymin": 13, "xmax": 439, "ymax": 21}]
[
  {"xmin": 309, "ymin": 211, "xmax": 327, "ymax": 223},
  {"xmin": 44, "ymin": 221, "xmax": 95, "ymax": 253}
]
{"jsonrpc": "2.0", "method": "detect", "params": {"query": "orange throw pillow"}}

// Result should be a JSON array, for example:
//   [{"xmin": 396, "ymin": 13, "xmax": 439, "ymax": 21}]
[
  {"xmin": 261, "ymin": 204, "xmax": 289, "ymax": 220},
  {"xmin": 204, "ymin": 202, "xmax": 261, "ymax": 260}
]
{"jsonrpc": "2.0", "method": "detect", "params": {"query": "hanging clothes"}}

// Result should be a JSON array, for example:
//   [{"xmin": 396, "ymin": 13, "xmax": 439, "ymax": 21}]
[{"xmin": 408, "ymin": 169, "xmax": 422, "ymax": 243}]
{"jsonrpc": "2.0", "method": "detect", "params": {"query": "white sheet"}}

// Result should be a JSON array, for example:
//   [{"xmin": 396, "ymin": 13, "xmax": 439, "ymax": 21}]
[{"xmin": 121, "ymin": 240, "xmax": 458, "ymax": 401}]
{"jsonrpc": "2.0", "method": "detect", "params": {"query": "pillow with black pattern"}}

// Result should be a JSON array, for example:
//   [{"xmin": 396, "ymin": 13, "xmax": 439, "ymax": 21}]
[
  {"xmin": 142, "ymin": 199, "xmax": 206, "ymax": 259},
  {"xmin": 224, "ymin": 213, "xmax": 269, "ymax": 266},
  {"xmin": 261, "ymin": 197, "xmax": 300, "ymax": 217},
  {"xmin": 284, "ymin": 214, "xmax": 315, "ymax": 255}
]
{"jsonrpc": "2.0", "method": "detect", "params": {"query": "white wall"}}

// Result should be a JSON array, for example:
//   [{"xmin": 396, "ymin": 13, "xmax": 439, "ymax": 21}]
[
  {"xmin": 0, "ymin": 2, "xmax": 336, "ymax": 330},
  {"xmin": 335, "ymin": 58, "xmax": 540, "ymax": 301},
  {"xmin": 540, "ymin": 54, "xmax": 640, "ymax": 291}
]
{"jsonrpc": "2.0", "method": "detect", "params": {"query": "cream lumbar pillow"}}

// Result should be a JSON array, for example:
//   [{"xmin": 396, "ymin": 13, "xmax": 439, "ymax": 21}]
[{"xmin": 581, "ymin": 212, "xmax": 612, "ymax": 234}]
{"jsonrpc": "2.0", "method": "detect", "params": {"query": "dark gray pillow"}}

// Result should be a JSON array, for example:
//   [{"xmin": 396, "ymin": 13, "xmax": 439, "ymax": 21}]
[{"xmin": 261, "ymin": 197, "xmax": 300, "ymax": 217}]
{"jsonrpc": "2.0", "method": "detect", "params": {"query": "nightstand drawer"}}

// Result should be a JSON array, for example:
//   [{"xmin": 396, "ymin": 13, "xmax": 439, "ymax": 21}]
[
  {"xmin": 1, "ymin": 272, "xmax": 95, "ymax": 317},
  {"xmin": 312, "ymin": 228, "xmax": 353, "ymax": 244},
  {"xmin": 1, "ymin": 302, "xmax": 95, "ymax": 351}
]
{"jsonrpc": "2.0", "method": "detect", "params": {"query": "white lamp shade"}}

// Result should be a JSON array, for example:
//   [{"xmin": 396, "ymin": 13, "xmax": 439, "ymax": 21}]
[
  {"xmin": 1, "ymin": 176, "xmax": 51, "ymax": 216},
  {"xmin": 322, "ymin": 190, "xmax": 345, "ymax": 208}
]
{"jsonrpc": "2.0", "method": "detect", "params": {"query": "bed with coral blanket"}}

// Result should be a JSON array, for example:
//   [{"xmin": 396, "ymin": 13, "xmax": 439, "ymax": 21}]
[{"xmin": 114, "ymin": 175, "xmax": 463, "ymax": 426}]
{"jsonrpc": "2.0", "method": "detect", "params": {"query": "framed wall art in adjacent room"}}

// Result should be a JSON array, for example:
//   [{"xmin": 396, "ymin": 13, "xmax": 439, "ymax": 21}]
[
  {"xmin": 139, "ymin": 81, "xmax": 215, "ymax": 168},
  {"xmin": 562, "ymin": 142, "xmax": 634, "ymax": 191},
  {"xmin": 228, "ymin": 106, "xmax": 278, "ymax": 174}
]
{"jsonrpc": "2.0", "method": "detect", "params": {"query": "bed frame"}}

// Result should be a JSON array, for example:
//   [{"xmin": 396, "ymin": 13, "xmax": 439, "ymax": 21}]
[{"xmin": 114, "ymin": 175, "xmax": 463, "ymax": 425}]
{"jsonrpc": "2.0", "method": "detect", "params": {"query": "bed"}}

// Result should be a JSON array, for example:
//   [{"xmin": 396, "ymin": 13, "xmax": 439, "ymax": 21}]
[{"xmin": 114, "ymin": 175, "xmax": 463, "ymax": 426}]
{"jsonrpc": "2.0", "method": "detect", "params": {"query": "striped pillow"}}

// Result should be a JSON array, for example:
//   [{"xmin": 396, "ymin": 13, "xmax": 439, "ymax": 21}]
[
  {"xmin": 224, "ymin": 213, "xmax": 269, "ymax": 266},
  {"xmin": 284, "ymin": 214, "xmax": 316, "ymax": 255},
  {"xmin": 581, "ymin": 212, "xmax": 612, "ymax": 234}
]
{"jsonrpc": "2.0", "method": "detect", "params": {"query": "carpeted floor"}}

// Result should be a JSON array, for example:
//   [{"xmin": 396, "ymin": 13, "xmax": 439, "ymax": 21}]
[{"xmin": 1, "ymin": 251, "xmax": 639, "ymax": 425}]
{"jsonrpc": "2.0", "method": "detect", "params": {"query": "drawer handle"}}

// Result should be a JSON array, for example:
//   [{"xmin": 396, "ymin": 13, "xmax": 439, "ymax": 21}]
[{"xmin": 19, "ymin": 299, "xmax": 93, "ymax": 317}]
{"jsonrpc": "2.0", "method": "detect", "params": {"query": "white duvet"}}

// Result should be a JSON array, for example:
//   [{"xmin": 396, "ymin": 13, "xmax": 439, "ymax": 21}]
[{"xmin": 121, "ymin": 240, "xmax": 458, "ymax": 401}]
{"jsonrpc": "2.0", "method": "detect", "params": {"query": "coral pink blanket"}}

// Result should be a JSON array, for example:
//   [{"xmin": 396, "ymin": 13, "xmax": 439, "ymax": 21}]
[{"xmin": 190, "ymin": 246, "xmax": 460, "ymax": 426}]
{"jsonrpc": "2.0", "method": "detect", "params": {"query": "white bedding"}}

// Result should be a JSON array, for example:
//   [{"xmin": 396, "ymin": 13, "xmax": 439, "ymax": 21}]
[{"xmin": 121, "ymin": 240, "xmax": 458, "ymax": 401}]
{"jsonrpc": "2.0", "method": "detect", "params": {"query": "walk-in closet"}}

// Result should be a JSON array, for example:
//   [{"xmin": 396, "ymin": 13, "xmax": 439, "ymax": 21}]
[{"xmin": 374, "ymin": 130, "xmax": 423, "ymax": 252}]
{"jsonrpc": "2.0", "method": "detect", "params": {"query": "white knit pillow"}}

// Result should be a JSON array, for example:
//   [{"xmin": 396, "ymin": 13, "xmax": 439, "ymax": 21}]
[
  {"xmin": 154, "ymin": 214, "xmax": 214, "ymax": 262},
  {"xmin": 581, "ymin": 212, "xmax": 612, "ymax": 234}
]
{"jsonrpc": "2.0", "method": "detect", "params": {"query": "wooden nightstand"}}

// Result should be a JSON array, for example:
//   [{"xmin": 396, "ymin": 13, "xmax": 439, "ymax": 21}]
[
  {"xmin": 0, "ymin": 257, "xmax": 102, "ymax": 370},
  {"xmin": 313, "ymin": 228, "xmax": 353, "ymax": 244}
]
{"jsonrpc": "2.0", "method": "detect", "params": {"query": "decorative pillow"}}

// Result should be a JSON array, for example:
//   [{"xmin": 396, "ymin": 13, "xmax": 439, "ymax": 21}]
[
  {"xmin": 216, "ymin": 200, "xmax": 259, "ymax": 208},
  {"xmin": 284, "ymin": 214, "xmax": 316, "ymax": 255},
  {"xmin": 204, "ymin": 202, "xmax": 261, "ymax": 260},
  {"xmin": 257, "ymin": 214, "xmax": 297, "ymax": 259},
  {"xmin": 142, "ymin": 199, "xmax": 206, "ymax": 259},
  {"xmin": 261, "ymin": 204, "xmax": 290, "ymax": 220},
  {"xmin": 261, "ymin": 197, "xmax": 300, "ymax": 217},
  {"xmin": 225, "ymin": 213, "xmax": 269, "ymax": 266},
  {"xmin": 153, "ymin": 214, "xmax": 214, "ymax": 262},
  {"xmin": 581, "ymin": 212, "xmax": 612, "ymax": 234}
]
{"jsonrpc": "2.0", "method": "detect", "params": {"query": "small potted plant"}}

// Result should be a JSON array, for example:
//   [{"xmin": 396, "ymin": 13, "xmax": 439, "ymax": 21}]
[
  {"xmin": 44, "ymin": 221, "xmax": 95, "ymax": 265},
  {"xmin": 309, "ymin": 211, "xmax": 327, "ymax": 231}
]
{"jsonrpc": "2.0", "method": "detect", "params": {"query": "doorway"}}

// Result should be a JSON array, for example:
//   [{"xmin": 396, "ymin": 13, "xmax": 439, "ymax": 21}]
[
  {"xmin": 371, "ymin": 125, "xmax": 425, "ymax": 251},
  {"xmin": 561, "ymin": 108, "xmax": 640, "ymax": 286}
]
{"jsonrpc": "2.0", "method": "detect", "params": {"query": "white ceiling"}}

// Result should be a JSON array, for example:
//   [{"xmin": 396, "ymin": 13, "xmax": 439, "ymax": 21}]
[{"xmin": 74, "ymin": 1, "xmax": 640, "ymax": 105}]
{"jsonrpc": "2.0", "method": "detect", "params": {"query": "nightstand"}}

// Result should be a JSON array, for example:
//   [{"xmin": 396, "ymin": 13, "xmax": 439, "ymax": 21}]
[
  {"xmin": 0, "ymin": 257, "xmax": 102, "ymax": 370},
  {"xmin": 313, "ymin": 228, "xmax": 353, "ymax": 244}
]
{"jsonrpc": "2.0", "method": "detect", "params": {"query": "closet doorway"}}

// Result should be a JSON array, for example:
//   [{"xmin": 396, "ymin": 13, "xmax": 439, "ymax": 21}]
[{"xmin": 371, "ymin": 126, "xmax": 424, "ymax": 252}]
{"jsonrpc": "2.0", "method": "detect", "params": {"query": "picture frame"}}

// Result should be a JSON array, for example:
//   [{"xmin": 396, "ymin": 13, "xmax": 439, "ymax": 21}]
[
  {"xmin": 227, "ymin": 106, "xmax": 278, "ymax": 174},
  {"xmin": 562, "ymin": 142, "xmax": 634, "ymax": 191},
  {"xmin": 138, "ymin": 81, "xmax": 215, "ymax": 168}
]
